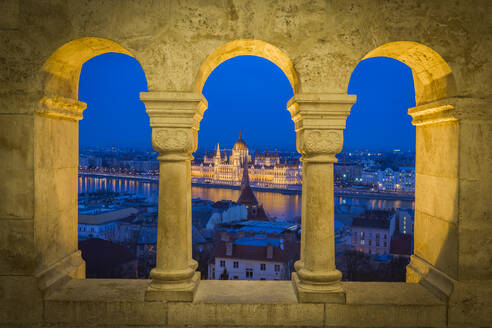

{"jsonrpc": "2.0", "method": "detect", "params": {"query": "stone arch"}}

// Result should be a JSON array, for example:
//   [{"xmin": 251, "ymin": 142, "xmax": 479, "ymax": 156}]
[
  {"xmin": 42, "ymin": 37, "xmax": 136, "ymax": 99},
  {"xmin": 359, "ymin": 41, "xmax": 456, "ymax": 105},
  {"xmin": 34, "ymin": 37, "xmax": 145, "ymax": 283},
  {"xmin": 194, "ymin": 39, "xmax": 299, "ymax": 94},
  {"xmin": 350, "ymin": 41, "xmax": 463, "ymax": 291}
]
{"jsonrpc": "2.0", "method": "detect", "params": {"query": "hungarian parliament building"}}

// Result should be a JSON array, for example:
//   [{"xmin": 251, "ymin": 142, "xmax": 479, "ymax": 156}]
[{"xmin": 191, "ymin": 133, "xmax": 302, "ymax": 189}]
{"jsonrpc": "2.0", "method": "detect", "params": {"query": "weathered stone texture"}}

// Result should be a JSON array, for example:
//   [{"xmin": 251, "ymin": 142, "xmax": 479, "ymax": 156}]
[
  {"xmin": 0, "ymin": 167, "xmax": 34, "ymax": 219},
  {"xmin": 415, "ymin": 173, "xmax": 458, "ymax": 224},
  {"xmin": 45, "ymin": 279, "xmax": 167, "ymax": 326},
  {"xmin": 0, "ymin": 219, "xmax": 36, "ymax": 275},
  {"xmin": 0, "ymin": 0, "xmax": 491, "ymax": 327},
  {"xmin": 1, "ymin": 0, "xmax": 491, "ymax": 99},
  {"xmin": 0, "ymin": 276, "xmax": 43, "ymax": 324},
  {"xmin": 415, "ymin": 123, "xmax": 459, "ymax": 179},
  {"xmin": 42, "ymin": 280, "xmax": 446, "ymax": 328},
  {"xmin": 34, "ymin": 166, "xmax": 78, "ymax": 271}
]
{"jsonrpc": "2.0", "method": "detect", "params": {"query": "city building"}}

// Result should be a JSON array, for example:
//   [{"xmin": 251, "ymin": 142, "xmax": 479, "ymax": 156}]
[
  {"xmin": 192, "ymin": 132, "xmax": 302, "ymax": 188},
  {"xmin": 396, "ymin": 209, "xmax": 414, "ymax": 235},
  {"xmin": 78, "ymin": 207, "xmax": 140, "ymax": 243},
  {"xmin": 334, "ymin": 161, "xmax": 362, "ymax": 185},
  {"xmin": 209, "ymin": 220, "xmax": 300, "ymax": 281},
  {"xmin": 136, "ymin": 224, "xmax": 157, "ymax": 278},
  {"xmin": 209, "ymin": 237, "xmax": 294, "ymax": 280},
  {"xmin": 351, "ymin": 210, "xmax": 396, "ymax": 256},
  {"xmin": 377, "ymin": 168, "xmax": 415, "ymax": 192},
  {"xmin": 360, "ymin": 170, "xmax": 379, "ymax": 187}
]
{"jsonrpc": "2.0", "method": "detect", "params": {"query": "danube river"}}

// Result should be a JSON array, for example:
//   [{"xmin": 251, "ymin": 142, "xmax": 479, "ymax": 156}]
[{"xmin": 79, "ymin": 175, "xmax": 414, "ymax": 221}]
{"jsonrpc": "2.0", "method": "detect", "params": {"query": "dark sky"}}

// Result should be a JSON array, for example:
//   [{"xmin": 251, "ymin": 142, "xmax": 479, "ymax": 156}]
[{"xmin": 79, "ymin": 53, "xmax": 415, "ymax": 152}]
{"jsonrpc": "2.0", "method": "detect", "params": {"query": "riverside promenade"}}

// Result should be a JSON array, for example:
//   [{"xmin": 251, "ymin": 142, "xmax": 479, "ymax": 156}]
[{"xmin": 79, "ymin": 172, "xmax": 414, "ymax": 201}]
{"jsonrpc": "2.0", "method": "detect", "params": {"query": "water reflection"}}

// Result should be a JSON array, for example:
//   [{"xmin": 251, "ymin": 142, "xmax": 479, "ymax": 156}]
[{"xmin": 79, "ymin": 176, "xmax": 414, "ymax": 220}]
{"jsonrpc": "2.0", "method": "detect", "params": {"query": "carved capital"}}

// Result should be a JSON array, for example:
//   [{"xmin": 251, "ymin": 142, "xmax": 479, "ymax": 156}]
[
  {"xmin": 297, "ymin": 129, "xmax": 343, "ymax": 162},
  {"xmin": 37, "ymin": 96, "xmax": 87, "ymax": 121},
  {"xmin": 409, "ymin": 97, "xmax": 492, "ymax": 126},
  {"xmin": 141, "ymin": 91, "xmax": 207, "ymax": 160},
  {"xmin": 152, "ymin": 128, "xmax": 196, "ymax": 160},
  {"xmin": 141, "ymin": 91, "xmax": 206, "ymax": 130},
  {"xmin": 287, "ymin": 93, "xmax": 356, "ymax": 131},
  {"xmin": 287, "ymin": 93, "xmax": 354, "ymax": 163}
]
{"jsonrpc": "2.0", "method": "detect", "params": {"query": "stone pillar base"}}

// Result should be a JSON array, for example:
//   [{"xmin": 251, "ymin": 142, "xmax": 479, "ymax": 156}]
[
  {"xmin": 406, "ymin": 255, "xmax": 455, "ymax": 301},
  {"xmin": 35, "ymin": 250, "xmax": 86, "ymax": 297},
  {"xmin": 145, "ymin": 272, "xmax": 200, "ymax": 302},
  {"xmin": 292, "ymin": 272, "xmax": 346, "ymax": 303}
]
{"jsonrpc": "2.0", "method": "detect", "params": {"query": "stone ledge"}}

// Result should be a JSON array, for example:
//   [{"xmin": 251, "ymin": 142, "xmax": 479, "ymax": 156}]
[
  {"xmin": 194, "ymin": 280, "xmax": 298, "ymax": 303},
  {"xmin": 45, "ymin": 279, "xmax": 166, "ymax": 326},
  {"xmin": 42, "ymin": 279, "xmax": 446, "ymax": 327}
]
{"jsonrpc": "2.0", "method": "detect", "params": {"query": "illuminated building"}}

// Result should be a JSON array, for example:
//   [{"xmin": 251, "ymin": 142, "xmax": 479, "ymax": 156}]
[
  {"xmin": 351, "ymin": 210, "xmax": 396, "ymax": 256},
  {"xmin": 192, "ymin": 132, "xmax": 302, "ymax": 188}
]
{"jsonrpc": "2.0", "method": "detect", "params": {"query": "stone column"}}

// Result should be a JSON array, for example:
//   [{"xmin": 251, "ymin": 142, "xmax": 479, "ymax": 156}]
[
  {"xmin": 140, "ymin": 92, "xmax": 206, "ymax": 301},
  {"xmin": 288, "ymin": 93, "xmax": 356, "ymax": 303},
  {"xmin": 405, "ymin": 97, "xmax": 492, "ymax": 326}
]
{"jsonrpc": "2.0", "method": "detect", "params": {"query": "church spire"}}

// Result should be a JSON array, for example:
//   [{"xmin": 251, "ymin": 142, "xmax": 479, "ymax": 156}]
[
  {"xmin": 237, "ymin": 156, "xmax": 258, "ymax": 207},
  {"xmin": 215, "ymin": 143, "xmax": 221, "ymax": 157},
  {"xmin": 241, "ymin": 156, "xmax": 250, "ymax": 185}
]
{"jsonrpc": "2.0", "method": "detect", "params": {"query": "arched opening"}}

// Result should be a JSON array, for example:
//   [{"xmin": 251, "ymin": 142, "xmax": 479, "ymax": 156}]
[
  {"xmin": 191, "ymin": 54, "xmax": 299, "ymax": 281},
  {"xmin": 194, "ymin": 39, "xmax": 299, "ymax": 94},
  {"xmin": 77, "ymin": 53, "xmax": 150, "ymax": 279},
  {"xmin": 192, "ymin": 39, "xmax": 302, "ymax": 280},
  {"xmin": 42, "ymin": 37, "xmax": 134, "ymax": 99},
  {"xmin": 345, "ymin": 41, "xmax": 458, "ymax": 286},
  {"xmin": 340, "ymin": 57, "xmax": 416, "ymax": 282},
  {"xmin": 35, "ymin": 37, "xmax": 147, "ymax": 286},
  {"xmin": 362, "ymin": 41, "xmax": 456, "ymax": 105}
]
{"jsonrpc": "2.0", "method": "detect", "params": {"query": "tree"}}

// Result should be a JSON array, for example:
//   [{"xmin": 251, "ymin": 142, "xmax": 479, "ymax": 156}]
[{"xmin": 342, "ymin": 249, "xmax": 370, "ymax": 281}]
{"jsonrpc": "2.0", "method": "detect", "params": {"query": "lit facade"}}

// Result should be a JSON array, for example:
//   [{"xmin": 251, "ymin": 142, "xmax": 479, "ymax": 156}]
[
  {"xmin": 351, "ymin": 211, "xmax": 396, "ymax": 256},
  {"xmin": 377, "ymin": 167, "xmax": 415, "ymax": 192},
  {"xmin": 192, "ymin": 133, "xmax": 302, "ymax": 188}
]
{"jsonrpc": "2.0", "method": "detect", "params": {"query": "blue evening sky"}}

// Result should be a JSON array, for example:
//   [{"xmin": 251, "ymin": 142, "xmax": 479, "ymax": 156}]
[{"xmin": 79, "ymin": 53, "xmax": 415, "ymax": 152}]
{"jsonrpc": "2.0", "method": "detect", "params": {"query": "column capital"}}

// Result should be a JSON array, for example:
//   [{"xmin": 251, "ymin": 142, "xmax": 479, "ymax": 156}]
[
  {"xmin": 287, "ymin": 93, "xmax": 356, "ymax": 162},
  {"xmin": 141, "ymin": 91, "xmax": 208, "ymax": 160},
  {"xmin": 36, "ymin": 96, "xmax": 87, "ymax": 121},
  {"xmin": 409, "ymin": 97, "xmax": 492, "ymax": 126}
]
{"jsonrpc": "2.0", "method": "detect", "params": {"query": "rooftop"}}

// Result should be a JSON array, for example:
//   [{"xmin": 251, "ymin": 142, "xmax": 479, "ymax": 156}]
[{"xmin": 78, "ymin": 207, "xmax": 139, "ymax": 225}]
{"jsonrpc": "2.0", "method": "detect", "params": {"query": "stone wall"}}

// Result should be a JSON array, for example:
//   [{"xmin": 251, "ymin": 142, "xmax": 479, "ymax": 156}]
[
  {"xmin": 1, "ymin": 0, "xmax": 492, "ymax": 100},
  {"xmin": 0, "ymin": 0, "xmax": 491, "ymax": 327}
]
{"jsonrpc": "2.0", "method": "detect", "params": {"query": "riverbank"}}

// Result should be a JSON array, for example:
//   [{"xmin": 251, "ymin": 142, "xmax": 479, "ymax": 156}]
[{"xmin": 78, "ymin": 172, "xmax": 414, "ymax": 201}]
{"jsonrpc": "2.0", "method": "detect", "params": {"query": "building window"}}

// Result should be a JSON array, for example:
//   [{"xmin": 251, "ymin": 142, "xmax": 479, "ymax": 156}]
[
  {"xmin": 260, "ymin": 263, "xmax": 266, "ymax": 271},
  {"xmin": 384, "ymin": 234, "xmax": 387, "ymax": 239},
  {"xmin": 384, "ymin": 241, "xmax": 387, "ymax": 247},
  {"xmin": 360, "ymin": 231, "xmax": 365, "ymax": 239},
  {"xmin": 360, "ymin": 239, "xmax": 365, "ymax": 245},
  {"xmin": 220, "ymin": 260, "xmax": 225, "ymax": 267},
  {"xmin": 245, "ymin": 268, "xmax": 253, "ymax": 278},
  {"xmin": 376, "ymin": 233, "xmax": 380, "ymax": 239},
  {"xmin": 233, "ymin": 261, "xmax": 239, "ymax": 268},
  {"xmin": 368, "ymin": 240, "xmax": 372, "ymax": 246},
  {"xmin": 233, "ymin": 276, "xmax": 238, "ymax": 280},
  {"xmin": 274, "ymin": 264, "xmax": 280, "ymax": 272},
  {"xmin": 376, "ymin": 240, "xmax": 380, "ymax": 247}
]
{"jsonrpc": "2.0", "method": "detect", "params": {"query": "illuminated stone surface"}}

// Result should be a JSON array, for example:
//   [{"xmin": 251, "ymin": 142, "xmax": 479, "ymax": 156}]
[{"xmin": 0, "ymin": 0, "xmax": 491, "ymax": 327}]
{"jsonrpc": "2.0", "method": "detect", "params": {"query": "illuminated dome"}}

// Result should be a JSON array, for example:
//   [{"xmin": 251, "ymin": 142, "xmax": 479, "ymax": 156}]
[{"xmin": 233, "ymin": 131, "xmax": 248, "ymax": 151}]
